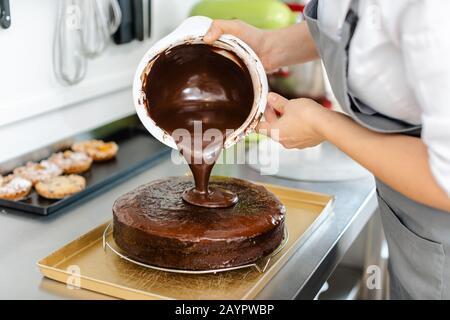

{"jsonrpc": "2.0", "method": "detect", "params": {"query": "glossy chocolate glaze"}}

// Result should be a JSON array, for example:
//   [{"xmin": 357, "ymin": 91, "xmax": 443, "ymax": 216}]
[
  {"xmin": 143, "ymin": 44, "xmax": 254, "ymax": 207},
  {"xmin": 113, "ymin": 176, "xmax": 286, "ymax": 270}
]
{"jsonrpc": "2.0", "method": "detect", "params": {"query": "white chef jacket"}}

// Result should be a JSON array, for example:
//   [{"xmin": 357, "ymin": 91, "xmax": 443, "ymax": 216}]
[{"xmin": 318, "ymin": 0, "xmax": 450, "ymax": 197}]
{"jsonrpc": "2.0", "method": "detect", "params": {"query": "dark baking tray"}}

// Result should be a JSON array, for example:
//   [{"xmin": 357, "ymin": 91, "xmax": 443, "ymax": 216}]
[{"xmin": 0, "ymin": 115, "xmax": 171, "ymax": 215}]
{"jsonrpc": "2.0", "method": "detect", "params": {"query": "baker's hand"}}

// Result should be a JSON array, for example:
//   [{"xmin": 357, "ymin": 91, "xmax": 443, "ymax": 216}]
[
  {"xmin": 204, "ymin": 20, "xmax": 277, "ymax": 71},
  {"xmin": 257, "ymin": 93, "xmax": 328, "ymax": 149}
]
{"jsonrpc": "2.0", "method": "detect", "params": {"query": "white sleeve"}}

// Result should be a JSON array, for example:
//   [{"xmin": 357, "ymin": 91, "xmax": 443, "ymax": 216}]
[{"xmin": 400, "ymin": 0, "xmax": 450, "ymax": 197}]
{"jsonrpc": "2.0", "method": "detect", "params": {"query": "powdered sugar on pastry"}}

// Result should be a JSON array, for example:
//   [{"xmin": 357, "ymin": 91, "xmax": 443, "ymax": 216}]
[
  {"xmin": 48, "ymin": 151, "xmax": 93, "ymax": 174},
  {"xmin": 13, "ymin": 161, "xmax": 63, "ymax": 185},
  {"xmin": 0, "ymin": 175, "xmax": 32, "ymax": 200}
]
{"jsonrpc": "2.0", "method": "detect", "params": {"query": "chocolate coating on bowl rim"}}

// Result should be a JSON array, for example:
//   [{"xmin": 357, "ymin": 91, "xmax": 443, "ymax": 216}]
[{"xmin": 112, "ymin": 176, "xmax": 286, "ymax": 271}]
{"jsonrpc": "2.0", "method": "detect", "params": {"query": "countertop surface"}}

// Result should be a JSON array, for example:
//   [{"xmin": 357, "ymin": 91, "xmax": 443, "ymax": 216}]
[{"xmin": 0, "ymin": 153, "xmax": 377, "ymax": 300}]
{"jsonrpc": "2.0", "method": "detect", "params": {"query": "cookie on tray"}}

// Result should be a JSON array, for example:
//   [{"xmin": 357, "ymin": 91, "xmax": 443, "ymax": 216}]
[
  {"xmin": 35, "ymin": 175, "xmax": 86, "ymax": 200},
  {"xmin": 72, "ymin": 140, "xmax": 119, "ymax": 162},
  {"xmin": 48, "ymin": 150, "xmax": 93, "ymax": 174},
  {"xmin": 0, "ymin": 175, "xmax": 33, "ymax": 201},
  {"xmin": 13, "ymin": 161, "xmax": 63, "ymax": 185}
]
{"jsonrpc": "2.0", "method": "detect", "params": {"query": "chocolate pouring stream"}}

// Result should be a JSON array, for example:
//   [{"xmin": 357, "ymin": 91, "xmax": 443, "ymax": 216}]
[{"xmin": 143, "ymin": 44, "xmax": 254, "ymax": 208}]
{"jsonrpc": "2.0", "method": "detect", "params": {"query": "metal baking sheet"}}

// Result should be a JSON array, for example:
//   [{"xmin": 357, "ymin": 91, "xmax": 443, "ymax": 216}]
[
  {"xmin": 38, "ymin": 183, "xmax": 334, "ymax": 299},
  {"xmin": 0, "ymin": 115, "xmax": 170, "ymax": 215}
]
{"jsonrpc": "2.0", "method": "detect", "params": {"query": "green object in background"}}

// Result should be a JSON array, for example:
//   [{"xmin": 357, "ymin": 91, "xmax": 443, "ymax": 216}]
[{"xmin": 190, "ymin": 0, "xmax": 296, "ymax": 29}]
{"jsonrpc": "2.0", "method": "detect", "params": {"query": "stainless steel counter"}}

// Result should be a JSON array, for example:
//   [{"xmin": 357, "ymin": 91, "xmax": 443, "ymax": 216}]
[{"xmin": 0, "ymin": 156, "xmax": 377, "ymax": 300}]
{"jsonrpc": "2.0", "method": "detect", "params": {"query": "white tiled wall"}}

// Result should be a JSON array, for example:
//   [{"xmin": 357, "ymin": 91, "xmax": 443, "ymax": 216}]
[{"xmin": 0, "ymin": 0, "xmax": 198, "ymax": 163}]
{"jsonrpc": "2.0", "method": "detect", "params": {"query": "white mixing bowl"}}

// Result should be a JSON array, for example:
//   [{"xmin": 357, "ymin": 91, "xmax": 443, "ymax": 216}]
[{"xmin": 133, "ymin": 16, "xmax": 268, "ymax": 150}]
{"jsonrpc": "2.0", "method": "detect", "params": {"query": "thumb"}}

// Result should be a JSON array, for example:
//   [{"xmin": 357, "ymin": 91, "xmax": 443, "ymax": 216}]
[
  {"xmin": 204, "ymin": 20, "xmax": 242, "ymax": 44},
  {"xmin": 267, "ymin": 92, "xmax": 289, "ymax": 115},
  {"xmin": 204, "ymin": 21, "xmax": 223, "ymax": 44}
]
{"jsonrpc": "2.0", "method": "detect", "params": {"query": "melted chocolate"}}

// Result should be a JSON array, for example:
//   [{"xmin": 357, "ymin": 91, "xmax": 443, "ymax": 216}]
[{"xmin": 143, "ymin": 44, "xmax": 254, "ymax": 207}]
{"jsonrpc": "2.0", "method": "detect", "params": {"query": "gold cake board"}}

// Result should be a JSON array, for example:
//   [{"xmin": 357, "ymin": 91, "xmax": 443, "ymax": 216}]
[{"xmin": 38, "ymin": 183, "xmax": 334, "ymax": 300}]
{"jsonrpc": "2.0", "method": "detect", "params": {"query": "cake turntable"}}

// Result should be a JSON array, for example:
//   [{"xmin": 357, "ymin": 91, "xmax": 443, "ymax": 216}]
[{"xmin": 102, "ymin": 222, "xmax": 289, "ymax": 274}]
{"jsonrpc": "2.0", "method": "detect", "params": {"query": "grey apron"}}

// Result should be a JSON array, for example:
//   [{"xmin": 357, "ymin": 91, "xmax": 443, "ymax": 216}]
[{"xmin": 305, "ymin": 0, "xmax": 450, "ymax": 299}]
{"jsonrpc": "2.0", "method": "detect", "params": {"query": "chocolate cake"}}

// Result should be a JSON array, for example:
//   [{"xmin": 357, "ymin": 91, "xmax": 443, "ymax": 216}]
[{"xmin": 113, "ymin": 176, "xmax": 286, "ymax": 271}]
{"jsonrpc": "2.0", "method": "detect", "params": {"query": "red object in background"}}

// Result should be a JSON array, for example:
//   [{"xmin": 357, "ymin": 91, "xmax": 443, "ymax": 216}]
[
  {"xmin": 316, "ymin": 97, "xmax": 332, "ymax": 109},
  {"xmin": 286, "ymin": 3, "xmax": 305, "ymax": 13},
  {"xmin": 271, "ymin": 67, "xmax": 290, "ymax": 78},
  {"xmin": 269, "ymin": 2, "xmax": 332, "ymax": 109}
]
